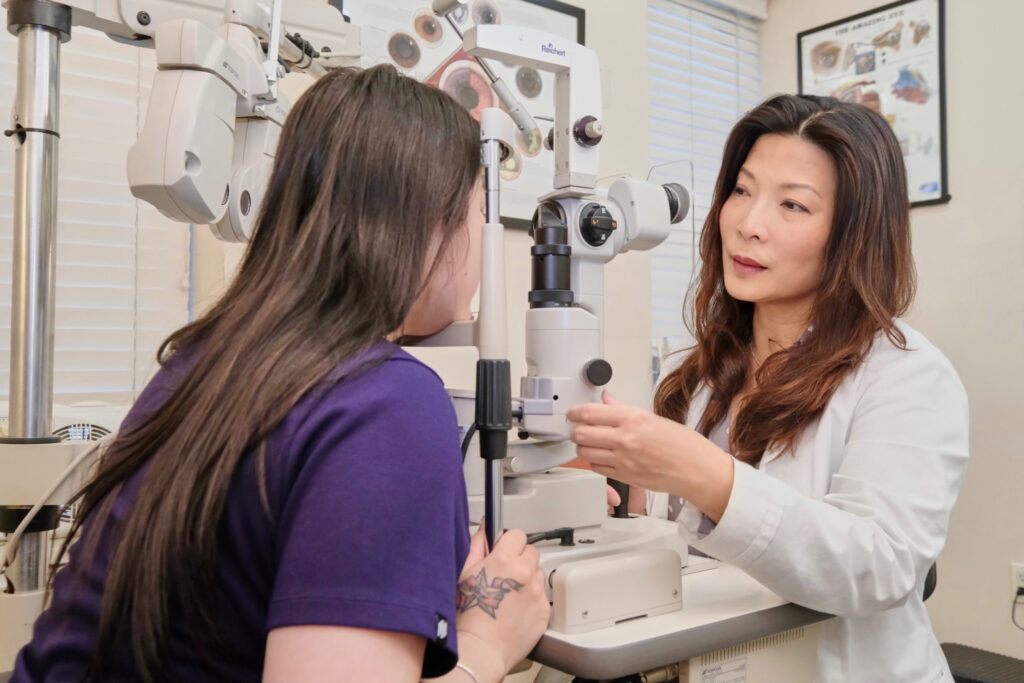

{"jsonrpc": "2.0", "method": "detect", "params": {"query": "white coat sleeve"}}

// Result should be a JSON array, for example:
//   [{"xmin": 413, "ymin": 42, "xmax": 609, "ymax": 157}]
[{"xmin": 687, "ymin": 342, "xmax": 969, "ymax": 618}]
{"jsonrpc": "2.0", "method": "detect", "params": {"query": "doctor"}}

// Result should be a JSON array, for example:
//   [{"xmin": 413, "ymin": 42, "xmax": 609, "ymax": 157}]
[{"xmin": 569, "ymin": 94, "xmax": 968, "ymax": 682}]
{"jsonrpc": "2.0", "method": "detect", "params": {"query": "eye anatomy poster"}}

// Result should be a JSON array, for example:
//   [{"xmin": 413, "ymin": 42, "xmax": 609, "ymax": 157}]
[
  {"xmin": 798, "ymin": 0, "xmax": 948, "ymax": 206},
  {"xmin": 344, "ymin": 0, "xmax": 585, "ymax": 229}
]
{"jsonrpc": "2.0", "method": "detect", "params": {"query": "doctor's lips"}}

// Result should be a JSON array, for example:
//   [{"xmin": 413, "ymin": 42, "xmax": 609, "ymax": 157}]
[{"xmin": 732, "ymin": 255, "xmax": 766, "ymax": 275}]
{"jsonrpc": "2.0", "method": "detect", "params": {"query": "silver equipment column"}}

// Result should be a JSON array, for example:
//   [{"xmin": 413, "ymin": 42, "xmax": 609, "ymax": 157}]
[
  {"xmin": 1, "ymin": 0, "xmax": 71, "ymax": 594},
  {"xmin": 480, "ymin": 136, "xmax": 505, "ymax": 548}
]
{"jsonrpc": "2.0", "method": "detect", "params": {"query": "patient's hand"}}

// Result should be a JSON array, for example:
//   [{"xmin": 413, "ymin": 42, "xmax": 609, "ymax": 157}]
[
  {"xmin": 606, "ymin": 484, "xmax": 621, "ymax": 515},
  {"xmin": 606, "ymin": 483, "xmax": 648, "ymax": 515}
]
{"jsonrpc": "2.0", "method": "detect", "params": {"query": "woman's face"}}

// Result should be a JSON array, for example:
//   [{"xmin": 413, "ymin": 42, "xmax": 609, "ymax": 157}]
[
  {"xmin": 719, "ymin": 133, "xmax": 836, "ymax": 314},
  {"xmin": 400, "ymin": 182, "xmax": 486, "ymax": 338}
]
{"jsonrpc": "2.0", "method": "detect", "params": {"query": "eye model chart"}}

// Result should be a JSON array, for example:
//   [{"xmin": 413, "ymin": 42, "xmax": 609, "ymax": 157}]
[
  {"xmin": 345, "ymin": 0, "xmax": 585, "ymax": 228},
  {"xmin": 798, "ymin": 0, "xmax": 948, "ymax": 206}
]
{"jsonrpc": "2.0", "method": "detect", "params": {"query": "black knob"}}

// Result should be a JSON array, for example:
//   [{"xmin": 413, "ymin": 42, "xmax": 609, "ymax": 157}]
[
  {"xmin": 609, "ymin": 479, "xmax": 630, "ymax": 519},
  {"xmin": 579, "ymin": 203, "xmax": 617, "ymax": 247},
  {"xmin": 584, "ymin": 359, "xmax": 613, "ymax": 386},
  {"xmin": 572, "ymin": 115, "xmax": 604, "ymax": 147}
]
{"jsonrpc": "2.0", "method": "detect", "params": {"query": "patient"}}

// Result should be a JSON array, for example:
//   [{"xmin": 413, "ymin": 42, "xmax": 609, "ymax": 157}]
[{"xmin": 12, "ymin": 65, "xmax": 548, "ymax": 683}]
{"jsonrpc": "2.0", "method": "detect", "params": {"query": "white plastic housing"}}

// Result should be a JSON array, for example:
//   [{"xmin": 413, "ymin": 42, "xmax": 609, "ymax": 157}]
[
  {"xmin": 126, "ymin": 20, "xmax": 245, "ymax": 224},
  {"xmin": 212, "ymin": 114, "xmax": 285, "ymax": 242},
  {"xmin": 463, "ymin": 24, "xmax": 602, "ymax": 191},
  {"xmin": 521, "ymin": 306, "xmax": 601, "ymax": 441},
  {"xmin": 53, "ymin": 0, "xmax": 361, "ymax": 65},
  {"xmin": 550, "ymin": 548, "xmax": 683, "ymax": 634},
  {"xmin": 0, "ymin": 441, "xmax": 92, "ymax": 505},
  {"xmin": 0, "ymin": 591, "xmax": 45, "ymax": 671},
  {"xmin": 466, "ymin": 467, "xmax": 607, "ymax": 533},
  {"xmin": 479, "ymin": 107, "xmax": 515, "ymax": 160},
  {"xmin": 127, "ymin": 67, "xmax": 236, "ymax": 224},
  {"xmin": 609, "ymin": 177, "xmax": 675, "ymax": 252}
]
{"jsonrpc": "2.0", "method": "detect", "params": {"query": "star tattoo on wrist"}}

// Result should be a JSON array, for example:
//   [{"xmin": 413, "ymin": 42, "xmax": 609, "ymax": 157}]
[{"xmin": 456, "ymin": 567, "xmax": 524, "ymax": 619}]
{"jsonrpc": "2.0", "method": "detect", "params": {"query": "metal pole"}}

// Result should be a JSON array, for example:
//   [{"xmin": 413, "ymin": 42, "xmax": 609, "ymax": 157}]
[
  {"xmin": 478, "ymin": 136, "xmax": 509, "ymax": 549},
  {"xmin": 9, "ymin": 23, "xmax": 59, "ymax": 441},
  {"xmin": 483, "ymin": 139, "xmax": 500, "ymax": 226},
  {"xmin": 484, "ymin": 458, "xmax": 503, "ymax": 547},
  {"xmin": 7, "ymin": 532, "xmax": 45, "ymax": 589},
  {"xmin": 2, "ymin": 0, "xmax": 69, "ymax": 593},
  {"xmin": 263, "ymin": 0, "xmax": 283, "ymax": 98}
]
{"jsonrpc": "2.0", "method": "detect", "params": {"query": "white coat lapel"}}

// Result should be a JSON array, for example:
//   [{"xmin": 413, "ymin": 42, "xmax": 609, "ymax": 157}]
[{"xmin": 759, "ymin": 442, "xmax": 785, "ymax": 467}]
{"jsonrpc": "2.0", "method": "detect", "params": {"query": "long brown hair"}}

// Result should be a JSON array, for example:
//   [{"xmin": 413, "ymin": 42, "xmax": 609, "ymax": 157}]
[
  {"xmin": 654, "ymin": 94, "xmax": 915, "ymax": 464},
  {"xmin": 56, "ymin": 65, "xmax": 481, "ymax": 681}
]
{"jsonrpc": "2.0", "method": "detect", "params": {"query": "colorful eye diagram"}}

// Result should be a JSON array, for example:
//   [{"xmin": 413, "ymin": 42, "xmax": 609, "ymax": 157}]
[
  {"xmin": 414, "ymin": 9, "xmax": 444, "ymax": 45},
  {"xmin": 472, "ymin": 0, "xmax": 501, "ymax": 25},
  {"xmin": 387, "ymin": 31, "xmax": 421, "ymax": 69}
]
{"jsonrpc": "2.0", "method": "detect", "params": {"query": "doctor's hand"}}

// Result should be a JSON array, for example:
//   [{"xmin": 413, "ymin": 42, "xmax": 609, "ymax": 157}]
[
  {"xmin": 453, "ymin": 527, "xmax": 550, "ymax": 681},
  {"xmin": 568, "ymin": 391, "xmax": 735, "ymax": 522}
]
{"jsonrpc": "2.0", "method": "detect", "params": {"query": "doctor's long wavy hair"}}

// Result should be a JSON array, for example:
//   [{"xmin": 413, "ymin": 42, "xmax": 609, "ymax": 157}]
[
  {"xmin": 654, "ymin": 95, "xmax": 915, "ymax": 464},
  {"xmin": 55, "ymin": 65, "xmax": 481, "ymax": 681}
]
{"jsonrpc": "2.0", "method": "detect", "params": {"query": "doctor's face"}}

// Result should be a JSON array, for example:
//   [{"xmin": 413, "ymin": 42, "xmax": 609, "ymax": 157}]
[
  {"xmin": 400, "ymin": 181, "xmax": 485, "ymax": 337},
  {"xmin": 719, "ymin": 133, "xmax": 836, "ymax": 314}
]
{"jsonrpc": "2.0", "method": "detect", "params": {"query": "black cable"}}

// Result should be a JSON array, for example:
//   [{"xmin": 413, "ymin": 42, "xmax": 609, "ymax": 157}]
[
  {"xmin": 460, "ymin": 422, "xmax": 477, "ymax": 462},
  {"xmin": 526, "ymin": 527, "xmax": 574, "ymax": 546},
  {"xmin": 1013, "ymin": 588, "xmax": 1024, "ymax": 631}
]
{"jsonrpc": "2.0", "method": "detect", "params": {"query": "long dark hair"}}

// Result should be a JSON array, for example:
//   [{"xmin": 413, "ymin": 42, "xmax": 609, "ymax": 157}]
[
  {"xmin": 654, "ymin": 94, "xmax": 915, "ymax": 464},
  {"xmin": 56, "ymin": 65, "xmax": 481, "ymax": 680}
]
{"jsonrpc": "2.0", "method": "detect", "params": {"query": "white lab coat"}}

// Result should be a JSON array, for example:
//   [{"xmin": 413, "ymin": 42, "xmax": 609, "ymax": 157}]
[{"xmin": 649, "ymin": 320, "xmax": 968, "ymax": 682}]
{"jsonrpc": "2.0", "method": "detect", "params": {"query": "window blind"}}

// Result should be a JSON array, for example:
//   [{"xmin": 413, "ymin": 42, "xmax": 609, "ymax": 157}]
[
  {"xmin": 0, "ymin": 20, "xmax": 189, "ymax": 401},
  {"xmin": 647, "ymin": 0, "xmax": 762, "ymax": 355}
]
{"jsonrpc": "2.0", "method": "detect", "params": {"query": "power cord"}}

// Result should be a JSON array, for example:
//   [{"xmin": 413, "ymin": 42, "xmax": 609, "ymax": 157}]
[
  {"xmin": 460, "ymin": 422, "xmax": 477, "ymax": 462},
  {"xmin": 526, "ymin": 527, "xmax": 574, "ymax": 546},
  {"xmin": 1013, "ymin": 587, "xmax": 1024, "ymax": 632}
]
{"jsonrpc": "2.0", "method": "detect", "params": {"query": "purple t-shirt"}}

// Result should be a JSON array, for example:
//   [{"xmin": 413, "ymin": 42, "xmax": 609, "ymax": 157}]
[{"xmin": 13, "ymin": 342, "xmax": 470, "ymax": 681}]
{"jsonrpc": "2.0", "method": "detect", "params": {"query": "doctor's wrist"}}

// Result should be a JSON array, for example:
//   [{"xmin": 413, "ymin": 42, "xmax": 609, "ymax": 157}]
[{"xmin": 670, "ymin": 432, "xmax": 735, "ymax": 523}]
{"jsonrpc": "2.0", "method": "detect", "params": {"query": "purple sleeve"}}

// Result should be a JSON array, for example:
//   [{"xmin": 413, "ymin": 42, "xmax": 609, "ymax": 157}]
[{"xmin": 266, "ymin": 356, "xmax": 470, "ymax": 677}]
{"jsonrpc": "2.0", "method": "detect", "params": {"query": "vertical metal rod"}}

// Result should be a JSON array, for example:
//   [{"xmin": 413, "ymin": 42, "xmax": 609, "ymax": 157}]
[
  {"xmin": 9, "ymin": 23, "xmax": 59, "ymax": 442},
  {"xmin": 477, "ymin": 135, "xmax": 506, "ymax": 360},
  {"xmin": 483, "ymin": 138, "xmax": 500, "ymax": 224},
  {"xmin": 4, "ymin": 532, "xmax": 47, "ymax": 593},
  {"xmin": 484, "ymin": 459, "xmax": 503, "ymax": 548},
  {"xmin": 4, "ymin": 20, "xmax": 63, "ymax": 593},
  {"xmin": 263, "ymin": 0, "xmax": 283, "ymax": 98},
  {"xmin": 480, "ymin": 136, "xmax": 504, "ymax": 549}
]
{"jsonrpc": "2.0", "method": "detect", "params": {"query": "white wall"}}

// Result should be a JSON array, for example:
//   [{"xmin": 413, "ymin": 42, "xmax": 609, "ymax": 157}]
[
  {"xmin": 761, "ymin": 0, "xmax": 1024, "ymax": 659},
  {"xmin": 195, "ymin": 0, "xmax": 656, "ymax": 410}
]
